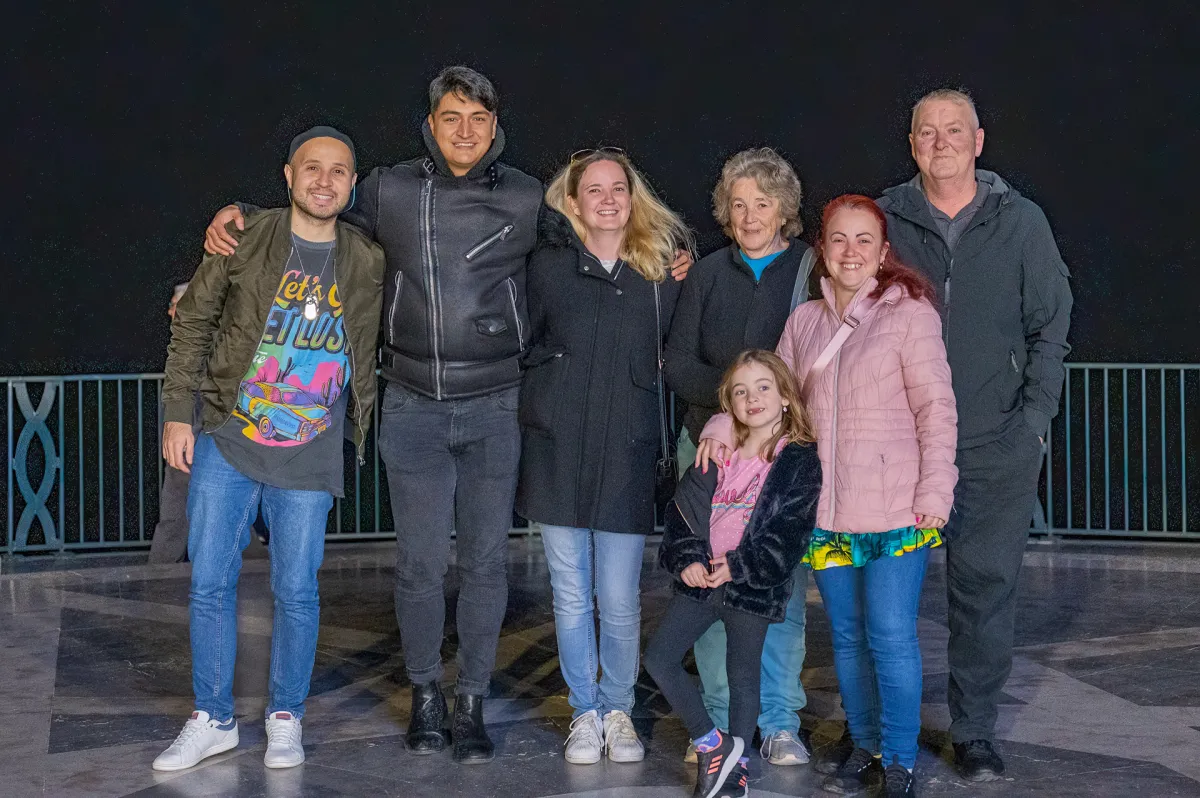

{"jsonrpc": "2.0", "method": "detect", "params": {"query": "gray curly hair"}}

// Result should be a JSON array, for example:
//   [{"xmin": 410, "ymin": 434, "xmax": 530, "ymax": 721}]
[{"xmin": 712, "ymin": 147, "xmax": 803, "ymax": 239}]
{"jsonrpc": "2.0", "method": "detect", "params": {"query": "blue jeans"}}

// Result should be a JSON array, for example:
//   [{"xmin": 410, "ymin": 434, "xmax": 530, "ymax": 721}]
[
  {"xmin": 540, "ymin": 526, "xmax": 646, "ymax": 719},
  {"xmin": 813, "ymin": 547, "xmax": 930, "ymax": 769},
  {"xmin": 695, "ymin": 562, "xmax": 809, "ymax": 736},
  {"xmin": 187, "ymin": 433, "xmax": 332, "ymax": 721}
]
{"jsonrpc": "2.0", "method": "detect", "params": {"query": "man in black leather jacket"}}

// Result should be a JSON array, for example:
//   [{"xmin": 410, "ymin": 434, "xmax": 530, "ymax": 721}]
[{"xmin": 342, "ymin": 67, "xmax": 541, "ymax": 764}]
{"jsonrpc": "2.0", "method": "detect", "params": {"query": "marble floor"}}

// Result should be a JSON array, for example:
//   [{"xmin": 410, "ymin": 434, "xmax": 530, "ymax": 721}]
[{"xmin": 3, "ymin": 536, "xmax": 1200, "ymax": 797}]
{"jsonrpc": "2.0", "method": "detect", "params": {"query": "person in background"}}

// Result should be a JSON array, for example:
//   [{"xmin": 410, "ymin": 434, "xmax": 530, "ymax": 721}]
[
  {"xmin": 664, "ymin": 148, "xmax": 816, "ymax": 766},
  {"xmin": 877, "ymin": 88, "xmax": 1072, "ymax": 782},
  {"xmin": 148, "ymin": 283, "xmax": 197, "ymax": 565},
  {"xmin": 516, "ymin": 147, "xmax": 692, "ymax": 765},
  {"xmin": 647, "ymin": 350, "xmax": 821, "ymax": 798}
]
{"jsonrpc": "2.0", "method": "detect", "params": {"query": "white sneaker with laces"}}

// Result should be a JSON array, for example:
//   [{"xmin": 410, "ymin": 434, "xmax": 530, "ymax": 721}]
[
  {"xmin": 602, "ymin": 710, "xmax": 645, "ymax": 762},
  {"xmin": 264, "ymin": 711, "xmax": 305, "ymax": 768},
  {"xmin": 152, "ymin": 710, "xmax": 239, "ymax": 771},
  {"xmin": 564, "ymin": 710, "xmax": 603, "ymax": 765},
  {"xmin": 760, "ymin": 729, "xmax": 811, "ymax": 765}
]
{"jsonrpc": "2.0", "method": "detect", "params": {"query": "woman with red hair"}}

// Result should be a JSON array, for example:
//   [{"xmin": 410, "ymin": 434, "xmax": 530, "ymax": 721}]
[{"xmin": 698, "ymin": 195, "xmax": 958, "ymax": 797}]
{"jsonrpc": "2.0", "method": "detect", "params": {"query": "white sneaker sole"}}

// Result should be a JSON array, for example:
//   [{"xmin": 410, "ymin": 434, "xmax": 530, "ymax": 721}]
[
  {"xmin": 264, "ymin": 750, "xmax": 305, "ymax": 769},
  {"xmin": 565, "ymin": 751, "xmax": 602, "ymax": 764},
  {"xmin": 151, "ymin": 733, "xmax": 240, "ymax": 772},
  {"xmin": 607, "ymin": 746, "xmax": 645, "ymax": 763},
  {"xmin": 765, "ymin": 750, "xmax": 810, "ymax": 766}
]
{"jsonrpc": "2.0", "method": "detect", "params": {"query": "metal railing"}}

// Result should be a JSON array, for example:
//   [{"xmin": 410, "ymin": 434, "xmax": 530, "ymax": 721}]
[{"xmin": 2, "ymin": 364, "xmax": 1197, "ymax": 553}]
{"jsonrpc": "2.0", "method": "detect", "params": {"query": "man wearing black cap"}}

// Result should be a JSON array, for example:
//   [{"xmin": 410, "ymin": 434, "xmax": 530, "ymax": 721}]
[{"xmin": 154, "ymin": 127, "xmax": 384, "ymax": 772}]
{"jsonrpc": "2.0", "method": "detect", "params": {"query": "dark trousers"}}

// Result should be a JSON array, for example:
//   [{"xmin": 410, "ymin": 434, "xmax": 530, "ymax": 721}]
[
  {"xmin": 944, "ymin": 422, "xmax": 1044, "ymax": 743},
  {"xmin": 148, "ymin": 464, "xmax": 191, "ymax": 564},
  {"xmin": 377, "ymin": 382, "xmax": 521, "ymax": 697},
  {"xmin": 645, "ymin": 589, "xmax": 771, "ymax": 742}
]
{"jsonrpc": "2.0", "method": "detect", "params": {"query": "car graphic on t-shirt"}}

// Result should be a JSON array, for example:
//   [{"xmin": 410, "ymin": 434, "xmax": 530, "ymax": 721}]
[{"xmin": 236, "ymin": 380, "xmax": 331, "ymax": 443}]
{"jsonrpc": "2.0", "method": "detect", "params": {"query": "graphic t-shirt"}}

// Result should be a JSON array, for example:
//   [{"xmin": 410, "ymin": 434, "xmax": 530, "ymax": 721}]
[
  {"xmin": 708, "ymin": 440, "xmax": 785, "ymax": 559},
  {"xmin": 211, "ymin": 236, "xmax": 351, "ymax": 497}
]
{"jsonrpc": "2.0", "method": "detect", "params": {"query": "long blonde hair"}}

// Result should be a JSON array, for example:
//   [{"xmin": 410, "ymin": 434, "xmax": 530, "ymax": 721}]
[
  {"xmin": 717, "ymin": 350, "xmax": 815, "ymax": 462},
  {"xmin": 545, "ymin": 151, "xmax": 695, "ymax": 282}
]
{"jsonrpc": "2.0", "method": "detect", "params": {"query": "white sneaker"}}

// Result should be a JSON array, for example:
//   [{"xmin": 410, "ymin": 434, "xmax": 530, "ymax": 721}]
[
  {"xmin": 760, "ymin": 729, "xmax": 811, "ymax": 766},
  {"xmin": 564, "ymin": 710, "xmax": 603, "ymax": 765},
  {"xmin": 264, "ymin": 711, "xmax": 305, "ymax": 768},
  {"xmin": 602, "ymin": 710, "xmax": 645, "ymax": 762},
  {"xmin": 152, "ymin": 711, "xmax": 239, "ymax": 771}
]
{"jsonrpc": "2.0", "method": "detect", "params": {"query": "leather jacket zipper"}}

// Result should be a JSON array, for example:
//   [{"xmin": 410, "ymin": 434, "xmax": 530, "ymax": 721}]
[
  {"xmin": 465, "ymin": 224, "xmax": 514, "ymax": 261},
  {"xmin": 388, "ymin": 272, "xmax": 403, "ymax": 344},
  {"xmin": 505, "ymin": 276, "xmax": 525, "ymax": 350},
  {"xmin": 419, "ymin": 178, "xmax": 444, "ymax": 399}
]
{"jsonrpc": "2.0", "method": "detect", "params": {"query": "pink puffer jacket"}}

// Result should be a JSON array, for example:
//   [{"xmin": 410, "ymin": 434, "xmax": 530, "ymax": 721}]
[{"xmin": 702, "ymin": 276, "xmax": 958, "ymax": 533}]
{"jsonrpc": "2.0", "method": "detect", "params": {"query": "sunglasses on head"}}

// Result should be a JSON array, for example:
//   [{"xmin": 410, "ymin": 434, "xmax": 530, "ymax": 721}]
[{"xmin": 570, "ymin": 146, "xmax": 627, "ymax": 163}]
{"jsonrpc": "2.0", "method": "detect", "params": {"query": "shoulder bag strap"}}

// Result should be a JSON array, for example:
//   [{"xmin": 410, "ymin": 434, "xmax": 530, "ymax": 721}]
[
  {"xmin": 790, "ymin": 246, "xmax": 817, "ymax": 311},
  {"xmin": 801, "ymin": 295, "xmax": 883, "ymax": 400},
  {"xmin": 653, "ymin": 282, "xmax": 673, "ymax": 469}
]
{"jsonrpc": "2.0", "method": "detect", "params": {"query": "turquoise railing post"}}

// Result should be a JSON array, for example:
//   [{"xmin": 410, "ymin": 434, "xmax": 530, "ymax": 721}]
[
  {"xmin": 1084, "ymin": 369, "xmax": 1092, "ymax": 530},
  {"xmin": 1065, "ymin": 370, "xmax": 1072, "ymax": 531},
  {"xmin": 1182, "ymin": 368, "xmax": 1189, "ymax": 534},
  {"xmin": 1103, "ymin": 368, "xmax": 1110, "ymax": 530},
  {"xmin": 1141, "ymin": 370, "xmax": 1148, "ymax": 533}
]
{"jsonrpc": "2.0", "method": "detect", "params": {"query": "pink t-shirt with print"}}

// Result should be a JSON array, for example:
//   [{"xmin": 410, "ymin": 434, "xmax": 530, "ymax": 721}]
[{"xmin": 709, "ymin": 440, "xmax": 784, "ymax": 559}]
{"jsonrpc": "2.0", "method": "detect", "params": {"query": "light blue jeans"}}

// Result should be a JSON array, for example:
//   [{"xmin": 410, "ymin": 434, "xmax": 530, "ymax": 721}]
[
  {"xmin": 540, "ymin": 525, "xmax": 646, "ymax": 719},
  {"xmin": 187, "ymin": 433, "xmax": 332, "ymax": 721},
  {"xmin": 812, "ymin": 547, "xmax": 929, "ymax": 769},
  {"xmin": 695, "ymin": 562, "xmax": 809, "ymax": 736}
]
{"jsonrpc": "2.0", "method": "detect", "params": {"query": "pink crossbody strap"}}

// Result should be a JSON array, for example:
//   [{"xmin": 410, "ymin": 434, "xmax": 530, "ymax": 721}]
[{"xmin": 801, "ymin": 297, "xmax": 882, "ymax": 400}]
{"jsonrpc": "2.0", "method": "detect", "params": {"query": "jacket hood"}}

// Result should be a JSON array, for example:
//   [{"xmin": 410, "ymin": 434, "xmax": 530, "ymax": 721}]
[
  {"xmin": 880, "ymin": 169, "xmax": 1015, "ymax": 225},
  {"xmin": 421, "ymin": 117, "xmax": 507, "ymax": 180},
  {"xmin": 537, "ymin": 205, "xmax": 584, "ymax": 251}
]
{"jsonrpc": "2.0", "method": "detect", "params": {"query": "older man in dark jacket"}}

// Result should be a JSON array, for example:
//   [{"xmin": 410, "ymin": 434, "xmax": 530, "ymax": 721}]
[{"xmin": 876, "ymin": 88, "xmax": 1073, "ymax": 783}]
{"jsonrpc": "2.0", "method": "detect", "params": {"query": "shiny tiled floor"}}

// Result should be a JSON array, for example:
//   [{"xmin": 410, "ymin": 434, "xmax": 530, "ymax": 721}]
[{"xmin": 3, "ymin": 537, "xmax": 1200, "ymax": 797}]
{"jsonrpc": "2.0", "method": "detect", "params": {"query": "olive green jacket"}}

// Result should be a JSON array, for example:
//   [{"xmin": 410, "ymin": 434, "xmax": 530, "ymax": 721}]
[{"xmin": 163, "ymin": 208, "xmax": 385, "ymax": 460}]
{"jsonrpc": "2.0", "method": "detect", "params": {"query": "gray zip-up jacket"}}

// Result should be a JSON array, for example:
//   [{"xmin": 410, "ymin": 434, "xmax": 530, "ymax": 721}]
[
  {"xmin": 877, "ymin": 170, "xmax": 1073, "ymax": 448},
  {"xmin": 343, "ymin": 122, "xmax": 544, "ymax": 399}
]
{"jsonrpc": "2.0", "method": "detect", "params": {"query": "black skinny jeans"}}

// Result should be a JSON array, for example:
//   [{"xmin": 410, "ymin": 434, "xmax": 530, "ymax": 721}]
[{"xmin": 645, "ymin": 586, "xmax": 771, "ymax": 742}]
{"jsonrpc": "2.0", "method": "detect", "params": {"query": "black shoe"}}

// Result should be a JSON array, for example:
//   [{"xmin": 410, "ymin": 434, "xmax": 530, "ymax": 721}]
[
  {"xmin": 953, "ymin": 739, "xmax": 1004, "ymax": 782},
  {"xmin": 814, "ymin": 726, "xmax": 854, "ymax": 775},
  {"xmin": 715, "ymin": 761, "xmax": 749, "ymax": 798},
  {"xmin": 693, "ymin": 732, "xmax": 744, "ymax": 798},
  {"xmin": 404, "ymin": 681, "xmax": 447, "ymax": 754},
  {"xmin": 883, "ymin": 759, "xmax": 917, "ymax": 797},
  {"xmin": 451, "ymin": 694, "xmax": 495, "ymax": 764},
  {"xmin": 821, "ymin": 747, "xmax": 882, "ymax": 795}
]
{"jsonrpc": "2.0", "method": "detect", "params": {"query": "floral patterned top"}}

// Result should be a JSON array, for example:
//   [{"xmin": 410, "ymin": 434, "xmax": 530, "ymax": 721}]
[{"xmin": 802, "ymin": 525, "xmax": 942, "ymax": 570}]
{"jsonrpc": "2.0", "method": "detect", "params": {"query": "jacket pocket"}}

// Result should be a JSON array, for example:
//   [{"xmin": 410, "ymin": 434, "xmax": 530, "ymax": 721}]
[
  {"xmin": 628, "ymin": 358, "xmax": 661, "ymax": 445},
  {"xmin": 387, "ymin": 271, "xmax": 404, "ymax": 344},
  {"xmin": 505, "ymin": 277, "xmax": 526, "ymax": 350},
  {"xmin": 519, "ymin": 351, "xmax": 568, "ymax": 433},
  {"xmin": 464, "ymin": 224, "xmax": 515, "ymax": 261}
]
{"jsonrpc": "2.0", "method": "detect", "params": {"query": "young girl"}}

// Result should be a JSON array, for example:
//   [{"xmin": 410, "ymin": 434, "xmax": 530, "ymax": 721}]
[{"xmin": 645, "ymin": 350, "xmax": 821, "ymax": 798}]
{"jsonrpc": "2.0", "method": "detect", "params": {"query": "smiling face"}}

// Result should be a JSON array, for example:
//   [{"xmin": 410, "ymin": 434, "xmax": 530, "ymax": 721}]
[
  {"xmin": 729, "ymin": 177, "xmax": 785, "ymax": 256},
  {"xmin": 566, "ymin": 159, "xmax": 631, "ymax": 238},
  {"xmin": 909, "ymin": 98, "xmax": 985, "ymax": 183},
  {"xmin": 823, "ymin": 206, "xmax": 889, "ymax": 299},
  {"xmin": 284, "ymin": 137, "xmax": 356, "ymax": 221},
  {"xmin": 429, "ymin": 92, "xmax": 497, "ymax": 176},
  {"xmin": 728, "ymin": 360, "xmax": 788, "ymax": 434}
]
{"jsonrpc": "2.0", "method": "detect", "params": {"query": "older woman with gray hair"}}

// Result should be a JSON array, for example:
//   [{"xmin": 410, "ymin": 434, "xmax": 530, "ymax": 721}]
[{"xmin": 663, "ymin": 146, "xmax": 816, "ymax": 767}]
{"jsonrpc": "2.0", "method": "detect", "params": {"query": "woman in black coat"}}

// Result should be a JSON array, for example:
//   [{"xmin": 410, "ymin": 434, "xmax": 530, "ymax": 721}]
[{"xmin": 516, "ymin": 149, "xmax": 693, "ymax": 765}]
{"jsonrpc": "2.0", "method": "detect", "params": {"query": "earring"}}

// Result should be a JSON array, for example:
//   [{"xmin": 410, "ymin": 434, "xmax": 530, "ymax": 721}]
[{"xmin": 783, "ymin": 405, "xmax": 789, "ymax": 412}]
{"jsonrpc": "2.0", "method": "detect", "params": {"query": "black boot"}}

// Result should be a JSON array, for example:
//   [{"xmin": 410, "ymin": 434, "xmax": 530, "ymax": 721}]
[
  {"xmin": 405, "ymin": 681, "xmax": 447, "ymax": 754},
  {"xmin": 451, "ymin": 693, "xmax": 494, "ymax": 764}
]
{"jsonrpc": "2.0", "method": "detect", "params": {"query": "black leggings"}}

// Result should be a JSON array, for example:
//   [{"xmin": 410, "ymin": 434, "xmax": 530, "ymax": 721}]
[{"xmin": 645, "ymin": 587, "xmax": 771, "ymax": 742}]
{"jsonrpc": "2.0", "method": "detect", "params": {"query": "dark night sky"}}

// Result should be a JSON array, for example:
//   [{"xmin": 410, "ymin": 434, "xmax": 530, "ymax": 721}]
[{"xmin": 6, "ymin": 1, "xmax": 1198, "ymax": 376}]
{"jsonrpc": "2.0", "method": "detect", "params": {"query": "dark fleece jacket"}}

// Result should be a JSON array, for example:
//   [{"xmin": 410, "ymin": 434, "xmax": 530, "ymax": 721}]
[{"xmin": 658, "ymin": 441, "xmax": 821, "ymax": 622}]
